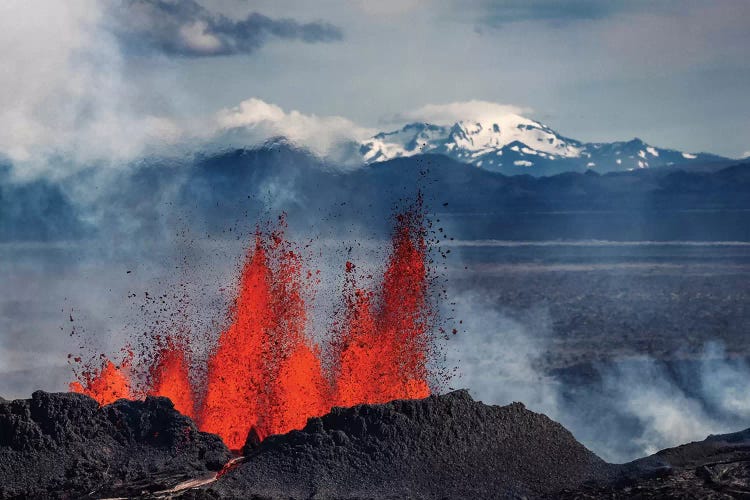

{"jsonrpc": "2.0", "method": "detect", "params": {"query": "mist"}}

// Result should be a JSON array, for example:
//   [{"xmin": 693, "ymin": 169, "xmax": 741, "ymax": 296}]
[
  {"xmin": 444, "ymin": 288, "xmax": 750, "ymax": 463},
  {"xmin": 2, "ymin": 146, "xmax": 749, "ymax": 465}
]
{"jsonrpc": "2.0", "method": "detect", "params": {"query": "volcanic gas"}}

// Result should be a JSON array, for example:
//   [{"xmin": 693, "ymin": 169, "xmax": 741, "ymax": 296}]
[{"xmin": 70, "ymin": 202, "xmax": 436, "ymax": 449}]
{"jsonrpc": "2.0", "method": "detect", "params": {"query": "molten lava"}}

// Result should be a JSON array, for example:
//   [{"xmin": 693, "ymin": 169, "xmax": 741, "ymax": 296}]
[
  {"xmin": 258, "ymin": 230, "xmax": 329, "ymax": 439},
  {"xmin": 199, "ymin": 228, "xmax": 330, "ymax": 448},
  {"xmin": 70, "ymin": 359, "xmax": 131, "ymax": 405},
  {"xmin": 199, "ymin": 238, "xmax": 273, "ymax": 449},
  {"xmin": 70, "ymin": 203, "xmax": 435, "ymax": 450},
  {"xmin": 332, "ymin": 207, "xmax": 430, "ymax": 406},
  {"xmin": 147, "ymin": 337, "xmax": 195, "ymax": 419}
]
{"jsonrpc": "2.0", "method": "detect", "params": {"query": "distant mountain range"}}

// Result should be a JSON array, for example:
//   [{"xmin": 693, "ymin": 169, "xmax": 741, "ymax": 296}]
[
  {"xmin": 360, "ymin": 114, "xmax": 729, "ymax": 175},
  {"xmin": 2, "ymin": 142, "xmax": 749, "ymax": 243}
]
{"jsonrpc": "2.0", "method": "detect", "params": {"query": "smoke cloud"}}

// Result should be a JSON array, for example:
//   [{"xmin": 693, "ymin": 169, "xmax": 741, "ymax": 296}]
[
  {"xmin": 0, "ymin": 1, "xmax": 187, "ymax": 178},
  {"xmin": 0, "ymin": 1, "xmax": 346, "ymax": 178},
  {"xmin": 448, "ymin": 293, "xmax": 750, "ymax": 463},
  {"xmin": 113, "ymin": 0, "xmax": 343, "ymax": 58}
]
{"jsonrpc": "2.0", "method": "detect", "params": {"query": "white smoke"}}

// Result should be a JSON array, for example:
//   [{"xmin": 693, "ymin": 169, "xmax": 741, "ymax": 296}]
[
  {"xmin": 445, "ymin": 292, "xmax": 562, "ymax": 416},
  {"xmin": 447, "ymin": 292, "xmax": 750, "ymax": 463},
  {"xmin": 0, "ymin": 1, "xmax": 186, "ymax": 179}
]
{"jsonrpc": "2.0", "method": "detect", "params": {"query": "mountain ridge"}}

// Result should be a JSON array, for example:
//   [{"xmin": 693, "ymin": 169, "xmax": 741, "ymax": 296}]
[{"xmin": 360, "ymin": 115, "xmax": 729, "ymax": 175}]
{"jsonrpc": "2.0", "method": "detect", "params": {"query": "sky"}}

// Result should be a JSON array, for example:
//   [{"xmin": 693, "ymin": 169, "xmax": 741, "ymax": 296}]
[{"xmin": 1, "ymin": 0, "xmax": 749, "ymax": 177}]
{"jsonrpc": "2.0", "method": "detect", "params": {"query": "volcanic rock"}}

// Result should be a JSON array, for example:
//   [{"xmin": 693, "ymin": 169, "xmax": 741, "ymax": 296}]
[
  {"xmin": 0, "ymin": 391, "xmax": 231, "ymax": 499},
  {"xmin": 6, "ymin": 390, "xmax": 748, "ymax": 499},
  {"xmin": 195, "ymin": 390, "xmax": 615, "ymax": 499},
  {"xmin": 563, "ymin": 428, "xmax": 750, "ymax": 498}
]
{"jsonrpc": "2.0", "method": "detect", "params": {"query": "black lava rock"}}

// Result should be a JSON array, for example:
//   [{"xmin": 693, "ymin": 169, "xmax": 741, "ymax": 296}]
[
  {"xmin": 8, "ymin": 390, "xmax": 746, "ymax": 499},
  {"xmin": 563, "ymin": 428, "xmax": 750, "ymax": 498},
  {"xmin": 201, "ymin": 390, "xmax": 615, "ymax": 499},
  {"xmin": 0, "ymin": 391, "xmax": 231, "ymax": 499}
]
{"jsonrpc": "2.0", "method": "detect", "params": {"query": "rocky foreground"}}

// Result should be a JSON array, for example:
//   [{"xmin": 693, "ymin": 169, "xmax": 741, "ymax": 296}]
[
  {"xmin": 193, "ymin": 390, "xmax": 614, "ymax": 499},
  {"xmin": 561, "ymin": 428, "xmax": 750, "ymax": 499},
  {"xmin": 0, "ymin": 391, "xmax": 230, "ymax": 498},
  {"xmin": 2, "ymin": 390, "xmax": 750, "ymax": 499}
]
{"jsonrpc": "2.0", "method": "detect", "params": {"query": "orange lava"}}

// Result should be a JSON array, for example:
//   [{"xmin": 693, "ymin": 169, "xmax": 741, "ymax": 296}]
[
  {"xmin": 147, "ymin": 337, "xmax": 195, "ymax": 419},
  {"xmin": 69, "ymin": 359, "xmax": 131, "ymax": 405},
  {"xmin": 332, "ymin": 206, "xmax": 430, "ymax": 406},
  {"xmin": 71, "ymin": 203, "xmax": 435, "ymax": 451},
  {"xmin": 199, "ymin": 238, "xmax": 272, "ymax": 449},
  {"xmin": 256, "ymin": 235, "xmax": 329, "ymax": 438}
]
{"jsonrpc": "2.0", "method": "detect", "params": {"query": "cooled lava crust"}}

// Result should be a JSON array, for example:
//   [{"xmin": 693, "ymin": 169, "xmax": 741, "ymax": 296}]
[
  {"xmin": 0, "ymin": 391, "xmax": 231, "ymax": 498},
  {"xmin": 189, "ymin": 390, "xmax": 615, "ymax": 499},
  {"xmin": 4, "ymin": 390, "xmax": 750, "ymax": 499}
]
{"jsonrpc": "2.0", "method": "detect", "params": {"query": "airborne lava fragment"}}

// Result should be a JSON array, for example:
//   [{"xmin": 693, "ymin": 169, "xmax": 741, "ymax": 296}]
[{"xmin": 70, "ymin": 200, "xmax": 440, "ymax": 450}]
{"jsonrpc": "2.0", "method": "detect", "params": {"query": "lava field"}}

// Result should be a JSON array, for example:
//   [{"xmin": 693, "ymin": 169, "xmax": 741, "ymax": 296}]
[
  {"xmin": 3, "ymin": 390, "xmax": 750, "ymax": 499},
  {"xmin": 0, "ymin": 391, "xmax": 230, "ymax": 498}
]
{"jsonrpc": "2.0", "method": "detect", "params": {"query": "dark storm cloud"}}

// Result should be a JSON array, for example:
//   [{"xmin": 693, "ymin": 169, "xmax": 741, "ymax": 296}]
[{"xmin": 113, "ymin": 0, "xmax": 343, "ymax": 57}]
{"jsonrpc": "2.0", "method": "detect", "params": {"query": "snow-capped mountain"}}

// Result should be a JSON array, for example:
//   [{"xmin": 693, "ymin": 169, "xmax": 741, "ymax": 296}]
[{"xmin": 360, "ymin": 114, "xmax": 726, "ymax": 175}]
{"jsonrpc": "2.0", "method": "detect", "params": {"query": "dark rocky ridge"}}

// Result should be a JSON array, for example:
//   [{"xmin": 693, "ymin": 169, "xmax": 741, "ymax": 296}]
[
  {"xmin": 192, "ymin": 391, "xmax": 750, "ymax": 499},
  {"xmin": 195, "ymin": 390, "xmax": 616, "ymax": 499},
  {"xmin": 0, "ymin": 391, "xmax": 231, "ymax": 499},
  {"xmin": 3, "ymin": 390, "xmax": 750, "ymax": 499},
  {"xmin": 562, "ymin": 428, "xmax": 750, "ymax": 498}
]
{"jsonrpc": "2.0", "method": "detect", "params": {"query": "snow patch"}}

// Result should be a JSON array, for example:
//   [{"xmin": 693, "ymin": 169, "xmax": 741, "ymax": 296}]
[{"xmin": 361, "ymin": 107, "xmax": 583, "ymax": 164}]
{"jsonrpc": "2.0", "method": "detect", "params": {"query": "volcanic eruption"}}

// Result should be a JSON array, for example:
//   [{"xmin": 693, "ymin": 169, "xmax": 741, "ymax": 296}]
[{"xmin": 69, "ymin": 200, "xmax": 436, "ymax": 450}]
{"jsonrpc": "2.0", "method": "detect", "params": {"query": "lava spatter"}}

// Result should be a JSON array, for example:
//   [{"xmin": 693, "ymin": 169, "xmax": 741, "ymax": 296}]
[
  {"xmin": 332, "ymin": 199, "xmax": 431, "ymax": 406},
  {"xmin": 70, "ymin": 200, "xmax": 438, "ymax": 451},
  {"xmin": 199, "ymin": 236, "xmax": 273, "ymax": 449},
  {"xmin": 147, "ymin": 336, "xmax": 196, "ymax": 419},
  {"xmin": 70, "ymin": 358, "xmax": 132, "ymax": 405},
  {"xmin": 200, "ymin": 223, "xmax": 330, "ymax": 448}
]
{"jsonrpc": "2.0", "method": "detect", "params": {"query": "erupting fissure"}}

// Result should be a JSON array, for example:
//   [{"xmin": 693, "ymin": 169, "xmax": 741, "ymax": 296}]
[
  {"xmin": 69, "ymin": 359, "xmax": 132, "ymax": 406},
  {"xmin": 147, "ymin": 336, "xmax": 196, "ymax": 419},
  {"xmin": 332, "ymin": 208, "xmax": 430, "ymax": 407},
  {"xmin": 70, "ymin": 204, "xmax": 434, "ymax": 450}
]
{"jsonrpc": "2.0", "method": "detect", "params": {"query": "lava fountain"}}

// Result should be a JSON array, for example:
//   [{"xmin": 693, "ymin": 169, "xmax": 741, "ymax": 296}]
[
  {"xmin": 70, "ymin": 201, "xmax": 436, "ymax": 450},
  {"xmin": 332, "ymin": 207, "xmax": 430, "ymax": 407},
  {"xmin": 69, "ymin": 358, "xmax": 132, "ymax": 405},
  {"xmin": 147, "ymin": 336, "xmax": 196, "ymax": 419}
]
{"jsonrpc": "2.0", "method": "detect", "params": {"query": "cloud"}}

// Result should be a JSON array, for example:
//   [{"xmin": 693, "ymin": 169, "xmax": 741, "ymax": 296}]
[
  {"xmin": 470, "ymin": 0, "xmax": 655, "ymax": 26},
  {"xmin": 211, "ymin": 98, "xmax": 373, "ymax": 162},
  {"xmin": 0, "ymin": 0, "xmax": 345, "ymax": 176},
  {"xmin": 597, "ymin": 1, "xmax": 750, "ymax": 70},
  {"xmin": 389, "ymin": 100, "xmax": 533, "ymax": 125},
  {"xmin": 113, "ymin": 0, "xmax": 343, "ymax": 57},
  {"xmin": 0, "ymin": 0, "xmax": 188, "ymax": 179},
  {"xmin": 0, "ymin": 0, "xmax": 345, "ymax": 179}
]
